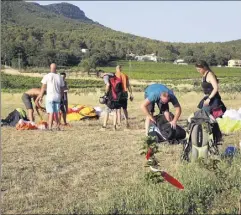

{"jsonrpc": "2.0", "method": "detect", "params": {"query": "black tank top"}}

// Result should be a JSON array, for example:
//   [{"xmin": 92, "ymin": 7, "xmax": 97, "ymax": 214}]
[{"xmin": 201, "ymin": 71, "xmax": 220, "ymax": 97}]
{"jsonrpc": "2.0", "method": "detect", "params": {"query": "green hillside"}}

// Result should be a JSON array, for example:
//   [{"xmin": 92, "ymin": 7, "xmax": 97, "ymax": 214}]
[{"xmin": 1, "ymin": 0, "xmax": 241, "ymax": 69}]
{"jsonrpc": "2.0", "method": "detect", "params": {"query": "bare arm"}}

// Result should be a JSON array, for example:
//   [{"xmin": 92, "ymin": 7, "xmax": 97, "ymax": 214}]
[
  {"xmin": 141, "ymin": 99, "xmax": 155, "ymax": 122},
  {"xmin": 173, "ymin": 105, "xmax": 182, "ymax": 123},
  {"xmin": 35, "ymin": 84, "xmax": 46, "ymax": 108},
  {"xmin": 39, "ymin": 84, "xmax": 46, "ymax": 98},
  {"xmin": 127, "ymin": 79, "xmax": 133, "ymax": 95}
]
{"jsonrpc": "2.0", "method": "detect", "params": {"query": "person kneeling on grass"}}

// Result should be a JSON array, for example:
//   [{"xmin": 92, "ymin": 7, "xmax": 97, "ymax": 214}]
[
  {"xmin": 22, "ymin": 88, "xmax": 46, "ymax": 122},
  {"xmin": 141, "ymin": 83, "xmax": 182, "ymax": 136}
]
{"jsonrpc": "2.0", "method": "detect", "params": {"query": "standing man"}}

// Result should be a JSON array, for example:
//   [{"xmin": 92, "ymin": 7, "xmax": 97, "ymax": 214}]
[
  {"xmin": 99, "ymin": 71, "xmax": 117, "ymax": 130},
  {"xmin": 37, "ymin": 63, "xmax": 65, "ymax": 131},
  {"xmin": 59, "ymin": 72, "xmax": 69, "ymax": 126},
  {"xmin": 115, "ymin": 65, "xmax": 134, "ymax": 128},
  {"xmin": 141, "ymin": 83, "xmax": 182, "ymax": 136}
]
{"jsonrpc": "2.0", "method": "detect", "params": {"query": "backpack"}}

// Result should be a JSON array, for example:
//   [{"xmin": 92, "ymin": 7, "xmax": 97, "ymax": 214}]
[
  {"xmin": 148, "ymin": 114, "xmax": 186, "ymax": 144},
  {"xmin": 182, "ymin": 109, "xmax": 220, "ymax": 162},
  {"xmin": 106, "ymin": 75, "xmax": 123, "ymax": 109},
  {"xmin": 1, "ymin": 108, "xmax": 28, "ymax": 127},
  {"xmin": 108, "ymin": 75, "xmax": 123, "ymax": 101}
]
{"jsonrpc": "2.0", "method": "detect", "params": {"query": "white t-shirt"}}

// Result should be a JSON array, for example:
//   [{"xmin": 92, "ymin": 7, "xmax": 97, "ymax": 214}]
[{"xmin": 41, "ymin": 73, "xmax": 65, "ymax": 102}]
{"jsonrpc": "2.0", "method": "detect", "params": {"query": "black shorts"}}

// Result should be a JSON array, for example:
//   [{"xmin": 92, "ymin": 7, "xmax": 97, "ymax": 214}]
[
  {"xmin": 120, "ymin": 98, "xmax": 128, "ymax": 110},
  {"xmin": 22, "ymin": 93, "xmax": 33, "ymax": 110},
  {"xmin": 147, "ymin": 101, "xmax": 169, "ymax": 114},
  {"xmin": 60, "ymin": 100, "xmax": 68, "ymax": 113}
]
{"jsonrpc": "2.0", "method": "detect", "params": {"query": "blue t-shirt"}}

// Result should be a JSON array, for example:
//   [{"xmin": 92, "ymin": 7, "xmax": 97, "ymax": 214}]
[{"xmin": 144, "ymin": 84, "xmax": 179, "ymax": 107}]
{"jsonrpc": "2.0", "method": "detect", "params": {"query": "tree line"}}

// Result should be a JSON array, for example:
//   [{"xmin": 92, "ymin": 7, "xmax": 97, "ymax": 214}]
[{"xmin": 1, "ymin": 1, "xmax": 241, "ymax": 70}]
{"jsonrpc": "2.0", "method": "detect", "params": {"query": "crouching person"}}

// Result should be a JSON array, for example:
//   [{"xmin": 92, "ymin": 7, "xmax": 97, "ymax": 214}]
[
  {"xmin": 141, "ymin": 84, "xmax": 182, "ymax": 138},
  {"xmin": 22, "ymin": 88, "xmax": 46, "ymax": 122}
]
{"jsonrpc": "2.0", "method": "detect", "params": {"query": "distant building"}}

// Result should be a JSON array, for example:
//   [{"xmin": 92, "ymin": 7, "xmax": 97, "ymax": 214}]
[
  {"xmin": 135, "ymin": 53, "xmax": 157, "ymax": 62},
  {"xmin": 81, "ymin": 49, "xmax": 88, "ymax": 53},
  {"xmin": 228, "ymin": 59, "xmax": 241, "ymax": 67},
  {"xmin": 173, "ymin": 59, "xmax": 188, "ymax": 65}
]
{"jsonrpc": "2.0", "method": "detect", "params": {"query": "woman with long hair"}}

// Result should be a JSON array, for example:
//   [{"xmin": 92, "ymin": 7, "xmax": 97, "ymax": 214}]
[{"xmin": 195, "ymin": 60, "xmax": 226, "ymax": 117}]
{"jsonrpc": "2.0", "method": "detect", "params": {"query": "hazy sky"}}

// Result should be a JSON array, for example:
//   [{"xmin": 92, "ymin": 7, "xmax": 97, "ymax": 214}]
[{"xmin": 31, "ymin": 1, "xmax": 241, "ymax": 43}]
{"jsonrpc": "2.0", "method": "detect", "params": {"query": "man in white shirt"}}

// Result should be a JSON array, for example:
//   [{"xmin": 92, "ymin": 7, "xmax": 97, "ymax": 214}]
[{"xmin": 37, "ymin": 63, "xmax": 65, "ymax": 130}]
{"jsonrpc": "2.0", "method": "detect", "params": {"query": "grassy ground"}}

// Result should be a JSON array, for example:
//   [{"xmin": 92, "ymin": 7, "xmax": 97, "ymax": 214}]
[{"xmin": 1, "ymin": 92, "xmax": 241, "ymax": 214}]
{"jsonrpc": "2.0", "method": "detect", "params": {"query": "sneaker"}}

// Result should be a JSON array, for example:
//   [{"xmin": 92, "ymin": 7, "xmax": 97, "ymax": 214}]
[{"xmin": 100, "ymin": 126, "xmax": 106, "ymax": 131}]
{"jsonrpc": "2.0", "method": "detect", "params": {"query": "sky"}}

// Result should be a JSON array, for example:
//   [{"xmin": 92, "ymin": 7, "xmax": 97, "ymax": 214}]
[{"xmin": 31, "ymin": 1, "xmax": 241, "ymax": 43}]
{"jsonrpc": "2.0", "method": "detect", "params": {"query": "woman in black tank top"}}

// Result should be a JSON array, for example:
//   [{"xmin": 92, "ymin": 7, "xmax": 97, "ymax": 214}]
[{"xmin": 195, "ymin": 60, "xmax": 226, "ymax": 117}]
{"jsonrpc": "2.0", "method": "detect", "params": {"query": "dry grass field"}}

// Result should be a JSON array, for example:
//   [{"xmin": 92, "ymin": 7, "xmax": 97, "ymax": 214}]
[{"xmin": 1, "ymin": 92, "xmax": 241, "ymax": 214}]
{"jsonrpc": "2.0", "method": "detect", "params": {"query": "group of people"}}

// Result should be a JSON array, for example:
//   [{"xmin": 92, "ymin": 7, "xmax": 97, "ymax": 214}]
[
  {"xmin": 141, "ymin": 60, "xmax": 226, "ymax": 136},
  {"xmin": 22, "ymin": 63, "xmax": 69, "ymax": 131},
  {"xmin": 21, "ymin": 60, "xmax": 226, "ymax": 135},
  {"xmin": 99, "ymin": 65, "xmax": 134, "ymax": 131}
]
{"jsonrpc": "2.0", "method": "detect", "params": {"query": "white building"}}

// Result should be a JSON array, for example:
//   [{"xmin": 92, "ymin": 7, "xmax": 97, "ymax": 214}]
[
  {"xmin": 228, "ymin": 59, "xmax": 241, "ymax": 67},
  {"xmin": 135, "ymin": 53, "xmax": 157, "ymax": 62},
  {"xmin": 173, "ymin": 59, "xmax": 188, "ymax": 65}
]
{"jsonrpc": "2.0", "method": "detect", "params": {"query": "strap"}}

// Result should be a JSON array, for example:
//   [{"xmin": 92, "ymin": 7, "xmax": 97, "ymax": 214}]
[{"xmin": 203, "ymin": 71, "xmax": 210, "ymax": 82}]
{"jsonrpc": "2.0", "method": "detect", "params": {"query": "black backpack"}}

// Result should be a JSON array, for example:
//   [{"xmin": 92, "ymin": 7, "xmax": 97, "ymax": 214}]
[
  {"xmin": 148, "ymin": 114, "xmax": 186, "ymax": 143},
  {"xmin": 182, "ymin": 109, "xmax": 221, "ymax": 162}
]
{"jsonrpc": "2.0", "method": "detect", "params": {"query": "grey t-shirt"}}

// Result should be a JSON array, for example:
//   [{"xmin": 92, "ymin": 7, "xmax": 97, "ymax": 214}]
[{"xmin": 103, "ymin": 73, "xmax": 115, "ymax": 85}]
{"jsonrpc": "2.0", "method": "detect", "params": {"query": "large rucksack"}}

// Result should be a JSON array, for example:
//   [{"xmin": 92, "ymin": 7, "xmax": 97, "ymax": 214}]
[
  {"xmin": 148, "ymin": 114, "xmax": 186, "ymax": 144},
  {"xmin": 182, "ymin": 109, "xmax": 221, "ymax": 162},
  {"xmin": 1, "ymin": 108, "xmax": 28, "ymax": 127},
  {"xmin": 106, "ymin": 75, "xmax": 123, "ymax": 109}
]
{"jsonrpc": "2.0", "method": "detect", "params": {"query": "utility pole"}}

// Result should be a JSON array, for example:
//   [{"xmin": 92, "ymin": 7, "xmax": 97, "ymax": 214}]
[
  {"xmin": 5, "ymin": 53, "xmax": 7, "ymax": 67},
  {"xmin": 18, "ymin": 53, "xmax": 22, "ymax": 72}
]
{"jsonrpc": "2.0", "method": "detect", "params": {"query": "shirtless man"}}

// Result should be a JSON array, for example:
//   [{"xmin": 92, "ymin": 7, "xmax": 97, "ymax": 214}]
[{"xmin": 21, "ymin": 88, "xmax": 46, "ymax": 122}]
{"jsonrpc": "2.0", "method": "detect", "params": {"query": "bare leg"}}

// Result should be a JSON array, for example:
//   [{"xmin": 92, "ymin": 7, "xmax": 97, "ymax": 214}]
[
  {"xmin": 54, "ymin": 112, "xmax": 60, "ymax": 130},
  {"xmin": 113, "ymin": 109, "xmax": 117, "ymax": 130},
  {"xmin": 65, "ymin": 102, "xmax": 68, "ymax": 124},
  {"xmin": 164, "ymin": 111, "xmax": 172, "ymax": 122},
  {"xmin": 48, "ymin": 113, "xmax": 54, "ymax": 130},
  {"xmin": 62, "ymin": 111, "xmax": 67, "ymax": 125},
  {"xmin": 58, "ymin": 111, "xmax": 62, "ymax": 124},
  {"xmin": 103, "ymin": 111, "xmax": 109, "ymax": 127},
  {"xmin": 28, "ymin": 109, "xmax": 34, "ymax": 122},
  {"xmin": 123, "ymin": 108, "xmax": 129, "ymax": 127},
  {"xmin": 117, "ymin": 109, "xmax": 121, "ymax": 126}
]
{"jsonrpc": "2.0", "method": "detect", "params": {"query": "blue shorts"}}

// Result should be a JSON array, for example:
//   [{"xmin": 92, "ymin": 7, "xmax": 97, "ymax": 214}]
[{"xmin": 46, "ymin": 101, "xmax": 60, "ymax": 113}]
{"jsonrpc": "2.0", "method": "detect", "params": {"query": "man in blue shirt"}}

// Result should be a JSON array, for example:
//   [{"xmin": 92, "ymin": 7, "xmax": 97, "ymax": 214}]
[{"xmin": 141, "ymin": 84, "xmax": 182, "ymax": 136}]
